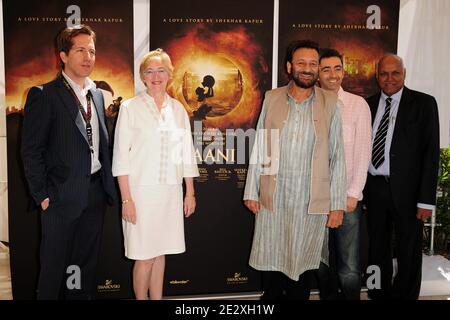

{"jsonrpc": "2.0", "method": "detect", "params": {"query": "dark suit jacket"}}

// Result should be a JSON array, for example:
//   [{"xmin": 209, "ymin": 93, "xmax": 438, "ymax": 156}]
[
  {"xmin": 365, "ymin": 86, "xmax": 440, "ymax": 214},
  {"xmin": 21, "ymin": 76, "xmax": 116, "ymax": 213}
]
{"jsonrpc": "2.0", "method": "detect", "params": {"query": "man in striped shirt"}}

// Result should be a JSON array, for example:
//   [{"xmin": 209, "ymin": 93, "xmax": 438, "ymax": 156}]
[
  {"xmin": 244, "ymin": 40, "xmax": 347, "ymax": 300},
  {"xmin": 318, "ymin": 48, "xmax": 372, "ymax": 300}
]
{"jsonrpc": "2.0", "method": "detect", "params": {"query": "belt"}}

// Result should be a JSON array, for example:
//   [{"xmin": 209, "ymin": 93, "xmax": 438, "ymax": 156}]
[
  {"xmin": 370, "ymin": 174, "xmax": 390, "ymax": 183},
  {"xmin": 90, "ymin": 170, "xmax": 102, "ymax": 182}
]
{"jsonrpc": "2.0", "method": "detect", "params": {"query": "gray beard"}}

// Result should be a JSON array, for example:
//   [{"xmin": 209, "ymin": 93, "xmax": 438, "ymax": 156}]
[{"xmin": 292, "ymin": 76, "xmax": 317, "ymax": 89}]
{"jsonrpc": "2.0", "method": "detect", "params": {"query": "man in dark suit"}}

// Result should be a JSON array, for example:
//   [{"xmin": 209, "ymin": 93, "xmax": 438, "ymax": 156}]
[
  {"xmin": 21, "ymin": 25, "xmax": 115, "ymax": 300},
  {"xmin": 364, "ymin": 54, "xmax": 440, "ymax": 300}
]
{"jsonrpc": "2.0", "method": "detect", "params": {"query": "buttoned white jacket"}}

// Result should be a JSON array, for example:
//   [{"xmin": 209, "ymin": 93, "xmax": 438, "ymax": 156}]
[{"xmin": 112, "ymin": 92, "xmax": 199, "ymax": 185}]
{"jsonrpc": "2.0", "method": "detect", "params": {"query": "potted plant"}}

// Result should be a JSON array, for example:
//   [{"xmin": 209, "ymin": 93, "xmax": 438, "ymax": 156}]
[{"xmin": 434, "ymin": 146, "xmax": 450, "ymax": 257}]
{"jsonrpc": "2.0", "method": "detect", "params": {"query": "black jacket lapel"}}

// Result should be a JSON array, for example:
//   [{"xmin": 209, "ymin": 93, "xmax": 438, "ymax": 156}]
[
  {"xmin": 391, "ymin": 87, "xmax": 412, "ymax": 152},
  {"xmin": 90, "ymin": 88, "xmax": 109, "ymax": 146},
  {"xmin": 55, "ymin": 77, "xmax": 90, "ymax": 146},
  {"xmin": 368, "ymin": 92, "xmax": 381, "ymax": 125}
]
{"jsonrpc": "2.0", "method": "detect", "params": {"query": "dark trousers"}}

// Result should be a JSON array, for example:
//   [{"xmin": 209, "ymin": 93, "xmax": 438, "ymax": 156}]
[
  {"xmin": 261, "ymin": 263, "xmax": 333, "ymax": 300},
  {"xmin": 37, "ymin": 173, "xmax": 106, "ymax": 300},
  {"xmin": 327, "ymin": 203, "xmax": 362, "ymax": 300},
  {"xmin": 365, "ymin": 175, "xmax": 423, "ymax": 300}
]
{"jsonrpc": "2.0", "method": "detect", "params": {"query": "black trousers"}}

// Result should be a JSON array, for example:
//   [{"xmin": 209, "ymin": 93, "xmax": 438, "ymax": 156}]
[
  {"xmin": 365, "ymin": 175, "xmax": 423, "ymax": 300},
  {"xmin": 37, "ymin": 173, "xmax": 106, "ymax": 300},
  {"xmin": 261, "ymin": 263, "xmax": 335, "ymax": 300}
]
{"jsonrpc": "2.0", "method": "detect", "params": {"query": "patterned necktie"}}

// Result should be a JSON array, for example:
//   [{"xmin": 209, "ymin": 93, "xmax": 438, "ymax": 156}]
[{"xmin": 372, "ymin": 97, "xmax": 392, "ymax": 169}]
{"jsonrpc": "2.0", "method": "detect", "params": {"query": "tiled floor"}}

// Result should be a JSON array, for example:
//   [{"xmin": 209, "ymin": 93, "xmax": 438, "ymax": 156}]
[{"xmin": 0, "ymin": 243, "xmax": 12, "ymax": 300}]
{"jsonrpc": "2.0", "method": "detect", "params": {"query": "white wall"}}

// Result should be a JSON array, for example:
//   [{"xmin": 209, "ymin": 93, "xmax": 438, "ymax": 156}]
[
  {"xmin": 133, "ymin": 0, "xmax": 149, "ymax": 94},
  {"xmin": 0, "ymin": 0, "xmax": 8, "ymax": 243},
  {"xmin": 398, "ymin": 0, "xmax": 450, "ymax": 147}
]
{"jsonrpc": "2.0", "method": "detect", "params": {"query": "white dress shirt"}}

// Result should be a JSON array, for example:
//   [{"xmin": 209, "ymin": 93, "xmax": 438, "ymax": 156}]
[
  {"xmin": 368, "ymin": 88, "xmax": 403, "ymax": 177},
  {"xmin": 62, "ymin": 71, "xmax": 101, "ymax": 174}
]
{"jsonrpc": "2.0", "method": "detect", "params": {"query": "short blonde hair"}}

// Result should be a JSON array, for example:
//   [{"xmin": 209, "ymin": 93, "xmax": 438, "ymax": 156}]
[{"xmin": 139, "ymin": 48, "xmax": 174, "ymax": 83}]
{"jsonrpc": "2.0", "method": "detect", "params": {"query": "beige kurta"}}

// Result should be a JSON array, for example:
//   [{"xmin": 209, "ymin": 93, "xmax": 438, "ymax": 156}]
[{"xmin": 244, "ymin": 90, "xmax": 347, "ymax": 280}]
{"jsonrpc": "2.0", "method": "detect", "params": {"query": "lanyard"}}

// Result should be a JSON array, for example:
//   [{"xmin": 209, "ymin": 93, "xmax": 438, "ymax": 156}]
[{"xmin": 62, "ymin": 77, "xmax": 94, "ymax": 151}]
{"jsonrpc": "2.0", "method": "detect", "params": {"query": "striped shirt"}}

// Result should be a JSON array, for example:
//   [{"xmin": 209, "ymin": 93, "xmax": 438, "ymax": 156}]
[
  {"xmin": 337, "ymin": 87, "xmax": 372, "ymax": 200},
  {"xmin": 246, "ymin": 89, "xmax": 347, "ymax": 280}
]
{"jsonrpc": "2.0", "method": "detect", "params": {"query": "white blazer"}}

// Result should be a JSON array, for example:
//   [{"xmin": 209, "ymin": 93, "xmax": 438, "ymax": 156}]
[{"xmin": 112, "ymin": 92, "xmax": 199, "ymax": 186}]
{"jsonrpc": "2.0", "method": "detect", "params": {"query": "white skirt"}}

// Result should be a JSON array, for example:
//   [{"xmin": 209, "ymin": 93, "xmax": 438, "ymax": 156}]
[{"xmin": 123, "ymin": 184, "xmax": 186, "ymax": 260}]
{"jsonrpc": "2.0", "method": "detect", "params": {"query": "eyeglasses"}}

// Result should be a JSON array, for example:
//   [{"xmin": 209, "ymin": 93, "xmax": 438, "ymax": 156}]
[{"xmin": 143, "ymin": 69, "xmax": 167, "ymax": 77}]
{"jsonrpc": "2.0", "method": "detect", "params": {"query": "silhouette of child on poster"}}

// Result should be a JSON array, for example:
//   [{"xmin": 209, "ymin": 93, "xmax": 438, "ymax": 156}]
[{"xmin": 193, "ymin": 75, "xmax": 215, "ymax": 121}]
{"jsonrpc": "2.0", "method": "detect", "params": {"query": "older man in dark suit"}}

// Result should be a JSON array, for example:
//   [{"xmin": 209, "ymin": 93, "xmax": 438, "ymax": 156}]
[
  {"xmin": 364, "ymin": 54, "xmax": 440, "ymax": 300},
  {"xmin": 21, "ymin": 25, "xmax": 115, "ymax": 300}
]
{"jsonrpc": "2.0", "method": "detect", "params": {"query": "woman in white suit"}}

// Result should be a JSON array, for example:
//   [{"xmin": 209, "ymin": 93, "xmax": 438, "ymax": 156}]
[{"xmin": 112, "ymin": 49, "xmax": 199, "ymax": 300}]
